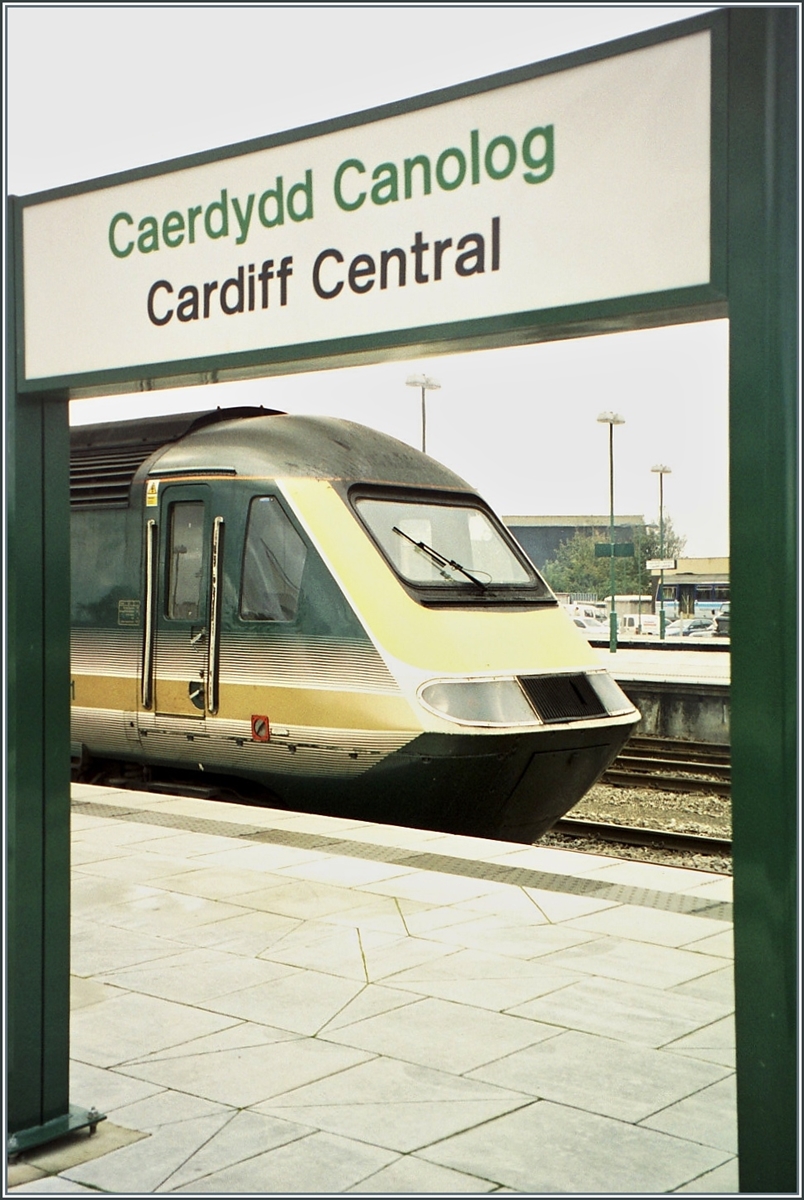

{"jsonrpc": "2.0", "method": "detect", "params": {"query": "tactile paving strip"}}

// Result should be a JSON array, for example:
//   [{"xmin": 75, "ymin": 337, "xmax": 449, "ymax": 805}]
[{"xmin": 72, "ymin": 799, "xmax": 733, "ymax": 922}]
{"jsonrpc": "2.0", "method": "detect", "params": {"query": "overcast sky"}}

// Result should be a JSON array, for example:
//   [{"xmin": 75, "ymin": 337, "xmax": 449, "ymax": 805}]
[{"xmin": 6, "ymin": 3, "xmax": 728, "ymax": 556}]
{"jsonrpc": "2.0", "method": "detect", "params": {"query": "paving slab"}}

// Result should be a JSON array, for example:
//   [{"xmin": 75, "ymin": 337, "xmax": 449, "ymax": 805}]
[
  {"xmin": 383, "ymin": 946, "xmax": 583, "ymax": 1011},
  {"xmin": 641, "ymin": 1074, "xmax": 738, "ymax": 1153},
  {"xmin": 203, "ymin": 966, "xmax": 368, "ymax": 1035},
  {"xmin": 168, "ymin": 1130, "xmax": 398, "ymax": 1194},
  {"xmin": 323, "ymin": 994, "xmax": 558, "ymax": 1074},
  {"xmin": 346, "ymin": 1154, "xmax": 498, "ymax": 1193},
  {"xmin": 69, "ymin": 990, "xmax": 239, "ymax": 1068},
  {"xmin": 118, "ymin": 1034, "xmax": 373, "ymax": 1108},
  {"xmin": 418, "ymin": 1099, "xmax": 733, "ymax": 1193},
  {"xmin": 467, "ymin": 1028, "xmax": 730, "ymax": 1122},
  {"xmin": 507, "ymin": 973, "xmax": 732, "ymax": 1047},
  {"xmin": 60, "ymin": 1112, "xmax": 233, "ymax": 1193},
  {"xmin": 255, "ymin": 1055, "xmax": 531, "ymax": 1152}
]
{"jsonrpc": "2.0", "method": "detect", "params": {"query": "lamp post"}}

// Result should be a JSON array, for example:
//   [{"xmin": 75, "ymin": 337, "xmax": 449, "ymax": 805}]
[
  {"xmin": 651, "ymin": 464, "xmax": 672, "ymax": 638},
  {"xmin": 597, "ymin": 411, "xmax": 625, "ymax": 653},
  {"xmin": 638, "ymin": 525, "xmax": 648, "ymax": 638},
  {"xmin": 406, "ymin": 374, "xmax": 441, "ymax": 453}
]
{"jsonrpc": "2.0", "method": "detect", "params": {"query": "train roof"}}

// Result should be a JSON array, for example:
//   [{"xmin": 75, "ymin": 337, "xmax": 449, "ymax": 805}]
[{"xmin": 70, "ymin": 407, "xmax": 473, "ymax": 509}]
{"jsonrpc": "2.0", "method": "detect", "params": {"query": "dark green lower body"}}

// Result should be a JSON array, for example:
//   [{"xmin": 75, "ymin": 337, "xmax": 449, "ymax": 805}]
[
  {"xmin": 235, "ymin": 720, "xmax": 637, "ymax": 843},
  {"xmin": 76, "ymin": 719, "xmax": 637, "ymax": 845}
]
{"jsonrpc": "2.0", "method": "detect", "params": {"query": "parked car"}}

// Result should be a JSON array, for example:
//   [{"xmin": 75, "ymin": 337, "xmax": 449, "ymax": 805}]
[
  {"xmin": 715, "ymin": 602, "xmax": 730, "ymax": 637},
  {"xmin": 563, "ymin": 603, "xmax": 605, "ymax": 622},
  {"xmin": 665, "ymin": 617, "xmax": 717, "ymax": 638},
  {"xmin": 573, "ymin": 617, "xmax": 608, "ymax": 636},
  {"xmin": 688, "ymin": 622, "xmax": 718, "ymax": 639}
]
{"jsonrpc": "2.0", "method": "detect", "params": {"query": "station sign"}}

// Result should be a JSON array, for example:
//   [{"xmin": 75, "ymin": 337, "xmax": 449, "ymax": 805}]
[
  {"xmin": 646, "ymin": 558, "xmax": 677, "ymax": 571},
  {"xmin": 18, "ymin": 27, "xmax": 714, "ymax": 390}
]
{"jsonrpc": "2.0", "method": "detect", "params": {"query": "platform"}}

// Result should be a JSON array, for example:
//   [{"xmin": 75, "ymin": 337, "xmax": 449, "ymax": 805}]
[
  {"xmin": 590, "ymin": 644, "xmax": 730, "ymax": 687},
  {"xmin": 8, "ymin": 784, "xmax": 737, "ymax": 1195}
]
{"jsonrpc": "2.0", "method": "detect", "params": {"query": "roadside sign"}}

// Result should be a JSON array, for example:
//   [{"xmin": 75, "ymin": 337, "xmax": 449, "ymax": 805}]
[
  {"xmin": 595, "ymin": 542, "xmax": 634, "ymax": 557},
  {"xmin": 646, "ymin": 557, "xmax": 677, "ymax": 570}
]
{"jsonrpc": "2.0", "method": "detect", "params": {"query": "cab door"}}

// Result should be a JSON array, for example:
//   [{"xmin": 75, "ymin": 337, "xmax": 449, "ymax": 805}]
[{"xmin": 142, "ymin": 484, "xmax": 224, "ymax": 719}]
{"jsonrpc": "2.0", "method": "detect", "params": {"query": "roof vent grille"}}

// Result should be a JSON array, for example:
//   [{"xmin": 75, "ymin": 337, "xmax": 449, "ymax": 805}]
[{"xmin": 70, "ymin": 445, "xmax": 159, "ymax": 509}]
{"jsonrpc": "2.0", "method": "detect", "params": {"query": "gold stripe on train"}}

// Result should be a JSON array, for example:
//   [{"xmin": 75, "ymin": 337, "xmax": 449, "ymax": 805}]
[
  {"xmin": 71, "ymin": 674, "xmax": 138, "ymax": 710},
  {"xmin": 214, "ymin": 684, "xmax": 420, "ymax": 732},
  {"xmin": 74, "ymin": 675, "xmax": 420, "ymax": 734}
]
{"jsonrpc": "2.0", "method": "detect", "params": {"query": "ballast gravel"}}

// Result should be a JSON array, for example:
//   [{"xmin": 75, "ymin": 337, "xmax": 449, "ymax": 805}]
[{"xmin": 541, "ymin": 782, "xmax": 732, "ymax": 874}]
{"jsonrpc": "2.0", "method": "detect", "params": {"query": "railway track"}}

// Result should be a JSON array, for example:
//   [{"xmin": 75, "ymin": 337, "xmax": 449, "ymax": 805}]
[
  {"xmin": 552, "ymin": 815, "xmax": 731, "ymax": 857},
  {"xmin": 603, "ymin": 734, "xmax": 731, "ymax": 795},
  {"xmin": 560, "ymin": 734, "xmax": 733, "ymax": 868}
]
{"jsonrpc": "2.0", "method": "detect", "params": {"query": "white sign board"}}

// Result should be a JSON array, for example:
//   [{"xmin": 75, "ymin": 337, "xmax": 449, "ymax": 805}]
[
  {"xmin": 21, "ymin": 30, "xmax": 711, "ymax": 384},
  {"xmin": 647, "ymin": 559, "xmax": 678, "ymax": 571}
]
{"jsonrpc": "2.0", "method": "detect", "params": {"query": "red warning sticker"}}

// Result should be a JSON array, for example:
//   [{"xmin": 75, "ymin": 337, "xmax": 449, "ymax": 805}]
[{"xmin": 251, "ymin": 715, "xmax": 270, "ymax": 742}]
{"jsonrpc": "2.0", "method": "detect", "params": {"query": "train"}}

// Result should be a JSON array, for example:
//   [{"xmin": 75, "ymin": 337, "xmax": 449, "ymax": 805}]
[
  {"xmin": 657, "ymin": 577, "xmax": 730, "ymax": 620},
  {"xmin": 70, "ymin": 406, "xmax": 640, "ymax": 843}
]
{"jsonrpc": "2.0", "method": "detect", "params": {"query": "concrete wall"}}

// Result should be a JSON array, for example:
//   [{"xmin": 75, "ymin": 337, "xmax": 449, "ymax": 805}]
[{"xmin": 620, "ymin": 680, "xmax": 730, "ymax": 745}]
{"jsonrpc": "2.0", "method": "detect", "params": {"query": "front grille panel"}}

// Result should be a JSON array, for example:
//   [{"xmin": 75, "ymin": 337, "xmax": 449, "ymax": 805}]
[{"xmin": 519, "ymin": 673, "xmax": 607, "ymax": 723}]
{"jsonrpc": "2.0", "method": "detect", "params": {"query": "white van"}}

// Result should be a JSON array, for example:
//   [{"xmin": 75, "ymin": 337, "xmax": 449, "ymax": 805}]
[{"xmin": 619, "ymin": 613, "xmax": 658, "ymax": 635}]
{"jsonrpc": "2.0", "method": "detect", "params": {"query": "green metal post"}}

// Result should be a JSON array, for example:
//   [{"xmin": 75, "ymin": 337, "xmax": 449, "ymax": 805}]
[
  {"xmin": 727, "ymin": 9, "xmax": 798, "ymax": 1192},
  {"xmin": 5, "ymin": 198, "xmax": 103, "ymax": 1152},
  {"xmin": 638, "ymin": 528, "xmax": 648, "ymax": 638}
]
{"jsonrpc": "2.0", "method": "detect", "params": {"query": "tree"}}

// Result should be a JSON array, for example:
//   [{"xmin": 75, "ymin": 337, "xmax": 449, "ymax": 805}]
[{"xmin": 541, "ymin": 519, "xmax": 686, "ymax": 599}]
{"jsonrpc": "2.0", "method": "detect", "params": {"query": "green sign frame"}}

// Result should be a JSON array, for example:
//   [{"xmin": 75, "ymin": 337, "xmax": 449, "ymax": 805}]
[
  {"xmin": 13, "ymin": 12, "xmax": 727, "ymax": 399},
  {"xmin": 5, "ymin": 10, "xmax": 798, "ymax": 1190}
]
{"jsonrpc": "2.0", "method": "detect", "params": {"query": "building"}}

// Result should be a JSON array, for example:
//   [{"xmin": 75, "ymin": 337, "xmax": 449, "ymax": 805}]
[{"xmin": 503, "ymin": 514, "xmax": 645, "ymax": 571}]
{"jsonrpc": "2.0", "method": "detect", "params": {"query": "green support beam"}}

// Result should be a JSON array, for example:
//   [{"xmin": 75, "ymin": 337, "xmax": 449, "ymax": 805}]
[
  {"xmin": 727, "ymin": 9, "xmax": 798, "ymax": 1193},
  {"xmin": 5, "ymin": 197, "xmax": 102, "ymax": 1152}
]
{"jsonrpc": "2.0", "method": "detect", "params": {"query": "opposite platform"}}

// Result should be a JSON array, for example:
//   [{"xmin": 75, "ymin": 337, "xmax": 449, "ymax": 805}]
[
  {"xmin": 590, "ymin": 645, "xmax": 730, "ymax": 687},
  {"xmin": 8, "ymin": 784, "xmax": 737, "ymax": 1195}
]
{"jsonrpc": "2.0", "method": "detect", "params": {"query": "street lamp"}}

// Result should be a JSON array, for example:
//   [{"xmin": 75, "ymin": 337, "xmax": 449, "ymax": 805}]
[
  {"xmin": 406, "ymin": 374, "xmax": 441, "ymax": 453},
  {"xmin": 597, "ymin": 411, "xmax": 625, "ymax": 653},
  {"xmin": 651, "ymin": 464, "xmax": 672, "ymax": 638}
]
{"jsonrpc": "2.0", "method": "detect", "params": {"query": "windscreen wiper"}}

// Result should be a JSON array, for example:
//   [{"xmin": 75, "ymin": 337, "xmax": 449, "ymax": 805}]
[{"xmin": 392, "ymin": 526, "xmax": 487, "ymax": 590}]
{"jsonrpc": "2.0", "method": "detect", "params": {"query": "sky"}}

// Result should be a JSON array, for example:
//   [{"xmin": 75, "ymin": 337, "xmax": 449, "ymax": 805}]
[{"xmin": 5, "ymin": 2, "xmax": 728, "ymax": 556}]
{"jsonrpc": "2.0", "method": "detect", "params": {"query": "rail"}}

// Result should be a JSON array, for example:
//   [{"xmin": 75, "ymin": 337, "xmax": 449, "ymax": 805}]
[
  {"xmin": 603, "ymin": 735, "xmax": 730, "ymax": 796},
  {"xmin": 553, "ymin": 816, "xmax": 731, "ymax": 857}
]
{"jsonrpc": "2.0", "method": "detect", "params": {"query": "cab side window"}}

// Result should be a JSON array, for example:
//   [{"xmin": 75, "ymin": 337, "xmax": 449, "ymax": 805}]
[
  {"xmin": 240, "ymin": 496, "xmax": 307, "ymax": 621},
  {"xmin": 167, "ymin": 501, "xmax": 205, "ymax": 620}
]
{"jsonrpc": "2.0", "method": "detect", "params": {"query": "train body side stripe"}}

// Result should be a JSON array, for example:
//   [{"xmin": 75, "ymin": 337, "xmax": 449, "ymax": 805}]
[{"xmin": 72, "ymin": 677, "xmax": 419, "ymax": 733}]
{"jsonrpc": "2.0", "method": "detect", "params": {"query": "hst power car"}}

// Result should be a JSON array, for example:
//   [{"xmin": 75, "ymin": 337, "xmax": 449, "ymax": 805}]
[{"xmin": 70, "ymin": 407, "xmax": 639, "ymax": 842}]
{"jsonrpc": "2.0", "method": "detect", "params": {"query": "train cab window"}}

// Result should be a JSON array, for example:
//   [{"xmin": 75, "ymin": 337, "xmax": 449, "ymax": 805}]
[
  {"xmin": 167, "ymin": 501, "xmax": 205, "ymax": 620},
  {"xmin": 241, "ymin": 496, "xmax": 307, "ymax": 621},
  {"xmin": 353, "ymin": 493, "xmax": 552, "ymax": 603}
]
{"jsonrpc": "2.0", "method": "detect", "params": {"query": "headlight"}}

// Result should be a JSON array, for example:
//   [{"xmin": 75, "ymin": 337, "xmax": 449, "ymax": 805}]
[
  {"xmin": 419, "ymin": 678, "xmax": 540, "ymax": 727},
  {"xmin": 587, "ymin": 671, "xmax": 635, "ymax": 716}
]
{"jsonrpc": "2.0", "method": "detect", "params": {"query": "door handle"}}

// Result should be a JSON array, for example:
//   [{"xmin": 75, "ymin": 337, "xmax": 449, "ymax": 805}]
[
  {"xmin": 206, "ymin": 516, "xmax": 224, "ymax": 714},
  {"xmin": 141, "ymin": 520, "xmax": 157, "ymax": 709}
]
